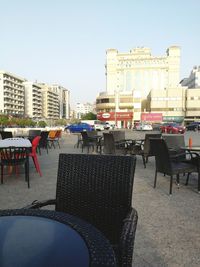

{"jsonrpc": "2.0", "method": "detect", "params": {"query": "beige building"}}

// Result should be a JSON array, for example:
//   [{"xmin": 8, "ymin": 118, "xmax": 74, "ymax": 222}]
[
  {"xmin": 39, "ymin": 83, "xmax": 60, "ymax": 120},
  {"xmin": 146, "ymin": 87, "xmax": 186, "ymax": 123},
  {"xmin": 185, "ymin": 88, "xmax": 200, "ymax": 121},
  {"xmin": 23, "ymin": 82, "xmax": 42, "ymax": 120},
  {"xmin": 106, "ymin": 46, "xmax": 180, "ymax": 97},
  {"xmin": 97, "ymin": 46, "xmax": 181, "ymax": 126},
  {"xmin": 51, "ymin": 84, "xmax": 70, "ymax": 119},
  {"xmin": 0, "ymin": 71, "xmax": 25, "ymax": 116}
]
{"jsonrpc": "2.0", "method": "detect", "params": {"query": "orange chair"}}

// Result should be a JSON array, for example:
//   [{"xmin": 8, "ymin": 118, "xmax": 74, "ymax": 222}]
[
  {"xmin": 29, "ymin": 136, "xmax": 42, "ymax": 176},
  {"xmin": 48, "ymin": 130, "xmax": 61, "ymax": 149}
]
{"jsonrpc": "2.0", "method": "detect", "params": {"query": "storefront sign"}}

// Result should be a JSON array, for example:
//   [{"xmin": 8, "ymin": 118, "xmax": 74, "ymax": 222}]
[
  {"xmin": 141, "ymin": 113, "xmax": 163, "ymax": 122},
  {"xmin": 97, "ymin": 112, "xmax": 133, "ymax": 121}
]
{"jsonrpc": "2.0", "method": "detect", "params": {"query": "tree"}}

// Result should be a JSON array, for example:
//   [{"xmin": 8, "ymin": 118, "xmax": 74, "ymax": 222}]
[
  {"xmin": 81, "ymin": 112, "xmax": 96, "ymax": 120},
  {"xmin": 38, "ymin": 121, "xmax": 47, "ymax": 128}
]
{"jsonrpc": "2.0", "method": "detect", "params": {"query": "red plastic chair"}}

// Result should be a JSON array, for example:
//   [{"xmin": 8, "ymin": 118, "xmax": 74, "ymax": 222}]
[{"xmin": 29, "ymin": 136, "xmax": 42, "ymax": 176}]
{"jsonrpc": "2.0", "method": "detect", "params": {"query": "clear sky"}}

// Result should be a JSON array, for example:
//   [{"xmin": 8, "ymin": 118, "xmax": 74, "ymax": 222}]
[{"xmin": 0, "ymin": 0, "xmax": 200, "ymax": 107}]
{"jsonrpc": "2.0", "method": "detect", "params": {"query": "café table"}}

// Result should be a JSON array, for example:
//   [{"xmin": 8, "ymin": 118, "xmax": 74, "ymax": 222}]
[
  {"xmin": 0, "ymin": 209, "xmax": 117, "ymax": 267},
  {"xmin": 181, "ymin": 146, "xmax": 200, "ymax": 193}
]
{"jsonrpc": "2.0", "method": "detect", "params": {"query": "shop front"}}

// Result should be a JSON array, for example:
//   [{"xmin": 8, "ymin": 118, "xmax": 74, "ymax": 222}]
[
  {"xmin": 141, "ymin": 113, "xmax": 163, "ymax": 122},
  {"xmin": 97, "ymin": 112, "xmax": 133, "ymax": 128}
]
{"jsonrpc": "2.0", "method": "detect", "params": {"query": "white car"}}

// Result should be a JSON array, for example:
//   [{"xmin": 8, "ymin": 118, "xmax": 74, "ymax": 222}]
[{"xmin": 135, "ymin": 123, "xmax": 153, "ymax": 131}]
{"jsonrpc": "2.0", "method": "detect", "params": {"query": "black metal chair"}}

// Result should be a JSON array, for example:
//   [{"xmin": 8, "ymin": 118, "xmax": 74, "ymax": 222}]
[
  {"xmin": 25, "ymin": 153, "xmax": 138, "ymax": 266},
  {"xmin": 103, "ymin": 133, "xmax": 127, "ymax": 155},
  {"xmin": 0, "ymin": 146, "xmax": 30, "ymax": 187},
  {"xmin": 163, "ymin": 134, "xmax": 186, "ymax": 162},
  {"xmin": 81, "ymin": 131, "xmax": 96, "ymax": 153},
  {"xmin": 0, "ymin": 131, "xmax": 13, "ymax": 139},
  {"xmin": 131, "ymin": 133, "xmax": 162, "ymax": 168},
  {"xmin": 39, "ymin": 131, "xmax": 49, "ymax": 154},
  {"xmin": 149, "ymin": 138, "xmax": 197, "ymax": 195}
]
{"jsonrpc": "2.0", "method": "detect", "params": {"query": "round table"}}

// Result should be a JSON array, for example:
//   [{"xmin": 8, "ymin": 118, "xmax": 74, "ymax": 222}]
[{"xmin": 0, "ymin": 209, "xmax": 116, "ymax": 267}]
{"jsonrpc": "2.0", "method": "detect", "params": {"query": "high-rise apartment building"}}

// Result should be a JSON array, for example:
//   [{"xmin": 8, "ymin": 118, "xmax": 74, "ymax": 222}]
[
  {"xmin": 0, "ymin": 71, "xmax": 25, "ymax": 116},
  {"xmin": 51, "ymin": 84, "xmax": 70, "ymax": 119},
  {"xmin": 39, "ymin": 83, "xmax": 60, "ymax": 120},
  {"xmin": 106, "ymin": 46, "xmax": 180, "ymax": 97},
  {"xmin": 23, "ymin": 82, "xmax": 42, "ymax": 120},
  {"xmin": 75, "ymin": 102, "xmax": 94, "ymax": 119}
]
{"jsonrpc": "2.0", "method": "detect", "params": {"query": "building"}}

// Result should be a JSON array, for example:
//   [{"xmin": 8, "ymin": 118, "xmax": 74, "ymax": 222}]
[
  {"xmin": 50, "ymin": 84, "xmax": 70, "ymax": 119},
  {"xmin": 39, "ymin": 83, "xmax": 60, "ymax": 120},
  {"xmin": 146, "ymin": 87, "xmax": 186, "ymax": 123},
  {"xmin": 180, "ymin": 66, "xmax": 200, "ymax": 88},
  {"xmin": 75, "ymin": 102, "xmax": 94, "ymax": 119},
  {"xmin": 106, "ymin": 46, "xmax": 180, "ymax": 97},
  {"xmin": 96, "ymin": 46, "xmax": 181, "ymax": 127},
  {"xmin": 0, "ymin": 70, "xmax": 25, "ymax": 116},
  {"xmin": 23, "ymin": 82, "xmax": 42, "ymax": 120}
]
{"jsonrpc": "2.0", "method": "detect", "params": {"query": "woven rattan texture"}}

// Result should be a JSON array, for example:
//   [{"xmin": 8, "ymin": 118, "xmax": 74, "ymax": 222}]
[{"xmin": 0, "ymin": 209, "xmax": 116, "ymax": 267}]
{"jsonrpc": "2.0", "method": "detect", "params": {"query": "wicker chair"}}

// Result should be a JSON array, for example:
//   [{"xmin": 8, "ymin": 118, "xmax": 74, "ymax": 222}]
[
  {"xmin": 26, "ymin": 153, "xmax": 138, "ymax": 266},
  {"xmin": 149, "ymin": 138, "xmax": 197, "ymax": 194},
  {"xmin": 39, "ymin": 131, "xmax": 50, "ymax": 154},
  {"xmin": 0, "ymin": 131, "xmax": 13, "ymax": 139},
  {"xmin": 0, "ymin": 146, "xmax": 30, "ymax": 187},
  {"xmin": 103, "ymin": 133, "xmax": 127, "ymax": 155},
  {"xmin": 131, "ymin": 133, "xmax": 162, "ymax": 168},
  {"xmin": 163, "ymin": 134, "xmax": 186, "ymax": 161}
]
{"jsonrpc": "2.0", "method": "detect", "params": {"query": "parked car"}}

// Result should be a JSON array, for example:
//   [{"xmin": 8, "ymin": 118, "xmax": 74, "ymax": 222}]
[
  {"xmin": 160, "ymin": 123, "xmax": 185, "ymax": 134},
  {"xmin": 135, "ymin": 122, "xmax": 153, "ymax": 131},
  {"xmin": 186, "ymin": 122, "xmax": 200, "ymax": 131},
  {"xmin": 65, "ymin": 123, "xmax": 93, "ymax": 133}
]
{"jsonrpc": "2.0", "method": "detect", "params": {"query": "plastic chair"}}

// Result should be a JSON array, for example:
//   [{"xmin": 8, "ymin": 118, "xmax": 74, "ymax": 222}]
[{"xmin": 29, "ymin": 136, "xmax": 42, "ymax": 176}]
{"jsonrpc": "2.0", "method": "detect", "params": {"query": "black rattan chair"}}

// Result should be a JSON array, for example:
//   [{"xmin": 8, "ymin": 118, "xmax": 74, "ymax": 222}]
[
  {"xmin": 81, "ymin": 131, "xmax": 96, "ymax": 153},
  {"xmin": 0, "ymin": 131, "xmax": 13, "ymax": 139},
  {"xmin": 0, "ymin": 146, "xmax": 30, "ymax": 187},
  {"xmin": 39, "ymin": 131, "xmax": 49, "ymax": 154},
  {"xmin": 149, "ymin": 138, "xmax": 197, "ymax": 194},
  {"xmin": 26, "ymin": 153, "xmax": 138, "ymax": 266},
  {"xmin": 163, "ymin": 134, "xmax": 186, "ymax": 161},
  {"xmin": 131, "ymin": 133, "xmax": 162, "ymax": 167},
  {"xmin": 103, "ymin": 133, "xmax": 127, "ymax": 155}
]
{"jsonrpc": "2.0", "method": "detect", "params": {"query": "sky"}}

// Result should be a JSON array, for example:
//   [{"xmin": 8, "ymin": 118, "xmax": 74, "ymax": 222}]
[{"xmin": 0, "ymin": 0, "xmax": 200, "ymax": 107}]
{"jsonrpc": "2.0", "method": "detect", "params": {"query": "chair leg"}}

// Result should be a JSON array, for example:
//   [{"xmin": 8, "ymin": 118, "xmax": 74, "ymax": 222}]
[
  {"xmin": 185, "ymin": 173, "xmax": 190, "ymax": 185},
  {"xmin": 176, "ymin": 174, "xmax": 180, "ymax": 188},
  {"xmin": 1, "ymin": 165, "xmax": 3, "ymax": 184},
  {"xmin": 146, "ymin": 156, "xmax": 148, "ymax": 163},
  {"xmin": 32, "ymin": 156, "xmax": 42, "ymax": 176},
  {"xmin": 170, "ymin": 175, "xmax": 173, "ymax": 195},
  {"xmin": 198, "ymin": 172, "xmax": 200, "ymax": 193},
  {"xmin": 154, "ymin": 170, "xmax": 157, "ymax": 188},
  {"xmin": 142, "ymin": 155, "xmax": 146, "ymax": 168},
  {"xmin": 25, "ymin": 159, "xmax": 30, "ymax": 188}
]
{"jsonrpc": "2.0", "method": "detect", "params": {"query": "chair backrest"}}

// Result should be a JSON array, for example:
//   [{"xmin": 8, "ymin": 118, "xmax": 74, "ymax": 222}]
[
  {"xmin": 39, "ymin": 131, "xmax": 49, "ymax": 147},
  {"xmin": 149, "ymin": 138, "xmax": 172, "ymax": 174},
  {"xmin": 0, "ymin": 147, "xmax": 28, "ymax": 164},
  {"xmin": 103, "ymin": 133, "xmax": 116, "ymax": 154},
  {"xmin": 55, "ymin": 130, "xmax": 62, "ymax": 138},
  {"xmin": 109, "ymin": 130, "xmax": 125, "ymax": 142},
  {"xmin": 143, "ymin": 133, "xmax": 162, "ymax": 155},
  {"xmin": 48, "ymin": 130, "xmax": 57, "ymax": 139},
  {"xmin": 162, "ymin": 134, "xmax": 185, "ymax": 149},
  {"xmin": 87, "ymin": 130, "xmax": 97, "ymax": 138},
  {"xmin": 0, "ymin": 131, "xmax": 13, "ymax": 139},
  {"xmin": 31, "ymin": 136, "xmax": 41, "ymax": 154},
  {"xmin": 29, "ymin": 130, "xmax": 41, "ymax": 137},
  {"xmin": 56, "ymin": 153, "xmax": 136, "ymax": 244}
]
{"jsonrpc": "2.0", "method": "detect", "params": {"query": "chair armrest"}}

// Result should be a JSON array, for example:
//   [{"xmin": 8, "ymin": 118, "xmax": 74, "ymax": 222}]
[
  {"xmin": 23, "ymin": 199, "xmax": 56, "ymax": 209},
  {"xmin": 119, "ymin": 207, "xmax": 138, "ymax": 267}
]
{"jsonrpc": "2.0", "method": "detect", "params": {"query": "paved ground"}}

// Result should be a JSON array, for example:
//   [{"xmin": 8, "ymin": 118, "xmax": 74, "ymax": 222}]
[{"xmin": 0, "ymin": 130, "xmax": 200, "ymax": 266}]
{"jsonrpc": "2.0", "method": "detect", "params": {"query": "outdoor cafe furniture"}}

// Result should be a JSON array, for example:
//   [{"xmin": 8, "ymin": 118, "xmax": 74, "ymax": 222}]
[
  {"xmin": 29, "ymin": 136, "xmax": 42, "ymax": 176},
  {"xmin": 180, "ymin": 146, "xmax": 200, "ymax": 193},
  {"xmin": 131, "ymin": 133, "xmax": 161, "ymax": 168},
  {"xmin": 149, "ymin": 138, "xmax": 197, "ymax": 195},
  {"xmin": 0, "ymin": 209, "xmax": 117, "ymax": 267},
  {"xmin": 80, "ymin": 131, "xmax": 96, "ymax": 153},
  {"xmin": 163, "ymin": 134, "xmax": 186, "ymax": 161},
  {"xmin": 47, "ymin": 130, "xmax": 61, "ymax": 149},
  {"xmin": 103, "ymin": 132, "xmax": 127, "ymax": 154},
  {"xmin": 26, "ymin": 153, "xmax": 138, "ymax": 266},
  {"xmin": 38, "ymin": 131, "xmax": 49, "ymax": 154},
  {"xmin": 0, "ymin": 138, "xmax": 31, "ymax": 188},
  {"xmin": 0, "ymin": 131, "xmax": 13, "ymax": 139}
]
